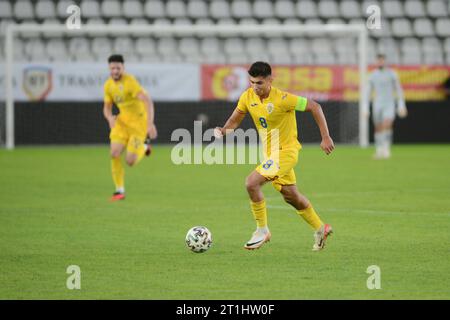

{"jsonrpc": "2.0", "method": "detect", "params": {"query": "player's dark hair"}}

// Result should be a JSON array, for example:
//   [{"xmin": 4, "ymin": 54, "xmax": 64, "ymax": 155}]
[
  {"xmin": 248, "ymin": 61, "xmax": 272, "ymax": 78},
  {"xmin": 108, "ymin": 54, "xmax": 124, "ymax": 64},
  {"xmin": 377, "ymin": 53, "xmax": 386, "ymax": 59}
]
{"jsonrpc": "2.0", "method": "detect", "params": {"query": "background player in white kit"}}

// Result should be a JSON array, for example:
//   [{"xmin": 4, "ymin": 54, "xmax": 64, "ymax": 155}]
[{"xmin": 366, "ymin": 54, "xmax": 407, "ymax": 159}]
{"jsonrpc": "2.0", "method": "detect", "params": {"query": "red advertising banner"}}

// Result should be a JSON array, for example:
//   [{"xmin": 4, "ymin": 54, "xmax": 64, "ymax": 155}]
[{"xmin": 201, "ymin": 65, "xmax": 450, "ymax": 102}]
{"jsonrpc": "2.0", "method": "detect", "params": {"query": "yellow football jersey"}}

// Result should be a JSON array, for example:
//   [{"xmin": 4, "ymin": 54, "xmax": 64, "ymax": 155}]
[
  {"xmin": 103, "ymin": 73, "xmax": 147, "ymax": 123},
  {"xmin": 236, "ymin": 86, "xmax": 307, "ymax": 155}
]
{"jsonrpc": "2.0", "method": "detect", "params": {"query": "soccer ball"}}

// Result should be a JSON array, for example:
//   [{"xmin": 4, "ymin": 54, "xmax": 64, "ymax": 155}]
[{"xmin": 185, "ymin": 226, "xmax": 212, "ymax": 253}]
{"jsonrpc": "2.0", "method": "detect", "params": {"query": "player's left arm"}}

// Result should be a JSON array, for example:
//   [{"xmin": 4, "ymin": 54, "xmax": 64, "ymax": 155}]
[
  {"xmin": 137, "ymin": 90, "xmax": 158, "ymax": 139},
  {"xmin": 302, "ymin": 98, "xmax": 335, "ymax": 155},
  {"xmin": 393, "ymin": 72, "xmax": 407, "ymax": 118}
]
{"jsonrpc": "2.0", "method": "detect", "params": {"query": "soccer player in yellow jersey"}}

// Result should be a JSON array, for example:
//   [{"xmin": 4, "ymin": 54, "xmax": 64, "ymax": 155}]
[
  {"xmin": 103, "ymin": 55, "xmax": 157, "ymax": 201},
  {"xmin": 215, "ymin": 62, "xmax": 335, "ymax": 251}
]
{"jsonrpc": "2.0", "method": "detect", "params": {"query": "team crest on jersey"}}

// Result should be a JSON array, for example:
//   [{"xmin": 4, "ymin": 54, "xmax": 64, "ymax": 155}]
[{"xmin": 266, "ymin": 103, "xmax": 274, "ymax": 114}]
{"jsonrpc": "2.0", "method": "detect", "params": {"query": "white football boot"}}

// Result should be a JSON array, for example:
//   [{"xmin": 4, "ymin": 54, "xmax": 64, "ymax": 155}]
[
  {"xmin": 244, "ymin": 230, "xmax": 272, "ymax": 250},
  {"xmin": 312, "ymin": 224, "xmax": 333, "ymax": 251}
]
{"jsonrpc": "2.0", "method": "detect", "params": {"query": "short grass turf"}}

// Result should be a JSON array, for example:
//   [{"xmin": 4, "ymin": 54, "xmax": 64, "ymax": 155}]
[{"xmin": 0, "ymin": 144, "xmax": 449, "ymax": 299}]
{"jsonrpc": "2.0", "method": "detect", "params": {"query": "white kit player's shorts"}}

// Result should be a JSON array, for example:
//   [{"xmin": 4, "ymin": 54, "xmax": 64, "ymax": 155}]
[{"xmin": 373, "ymin": 106, "xmax": 395, "ymax": 125}]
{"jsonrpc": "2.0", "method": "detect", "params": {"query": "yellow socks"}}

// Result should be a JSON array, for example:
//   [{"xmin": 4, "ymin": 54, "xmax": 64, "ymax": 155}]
[
  {"xmin": 250, "ymin": 199, "xmax": 267, "ymax": 228},
  {"xmin": 111, "ymin": 157, "xmax": 124, "ymax": 191},
  {"xmin": 135, "ymin": 144, "xmax": 146, "ymax": 165},
  {"xmin": 297, "ymin": 206, "xmax": 323, "ymax": 231}
]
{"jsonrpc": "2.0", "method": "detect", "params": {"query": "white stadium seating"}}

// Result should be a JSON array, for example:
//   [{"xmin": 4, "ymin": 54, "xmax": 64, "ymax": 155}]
[{"xmin": 0, "ymin": 0, "xmax": 448, "ymax": 65}]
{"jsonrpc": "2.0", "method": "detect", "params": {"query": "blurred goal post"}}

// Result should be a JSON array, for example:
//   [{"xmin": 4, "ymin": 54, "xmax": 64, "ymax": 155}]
[{"xmin": 4, "ymin": 23, "xmax": 369, "ymax": 149}]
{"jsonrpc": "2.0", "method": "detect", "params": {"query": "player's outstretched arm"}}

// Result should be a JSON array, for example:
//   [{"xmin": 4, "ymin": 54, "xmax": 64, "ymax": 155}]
[
  {"xmin": 138, "ymin": 91, "xmax": 158, "ymax": 139},
  {"xmin": 215, "ymin": 109, "xmax": 246, "ymax": 138},
  {"xmin": 103, "ymin": 101, "xmax": 115, "ymax": 129},
  {"xmin": 305, "ymin": 99, "xmax": 335, "ymax": 155}
]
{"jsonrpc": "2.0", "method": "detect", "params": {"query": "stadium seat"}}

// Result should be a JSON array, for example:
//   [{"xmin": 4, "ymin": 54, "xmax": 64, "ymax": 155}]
[
  {"xmin": 91, "ymin": 37, "xmax": 113, "ymax": 61},
  {"xmin": 413, "ymin": 18, "xmax": 435, "ymax": 37},
  {"xmin": 157, "ymin": 38, "xmax": 178, "ymax": 56},
  {"xmin": 25, "ymin": 39, "xmax": 46, "ymax": 61},
  {"xmin": 446, "ymin": 53, "xmax": 450, "ymax": 65},
  {"xmin": 361, "ymin": 0, "xmax": 380, "ymax": 16},
  {"xmin": 46, "ymin": 39, "xmax": 69, "ymax": 62},
  {"xmin": 56, "ymin": 1, "xmax": 76, "ymax": 19},
  {"xmin": 179, "ymin": 38, "xmax": 200, "ymax": 56},
  {"xmin": 42, "ymin": 18, "xmax": 64, "ymax": 38},
  {"xmin": 14, "ymin": 0, "xmax": 34, "ymax": 20},
  {"xmin": 200, "ymin": 38, "xmax": 221, "ymax": 56},
  {"xmin": 435, "ymin": 18, "xmax": 450, "ymax": 37},
  {"xmin": 113, "ymin": 37, "xmax": 135, "ymax": 57},
  {"xmin": 12, "ymin": 38, "xmax": 26, "ymax": 61},
  {"xmin": 296, "ymin": 1, "xmax": 318, "ymax": 18},
  {"xmin": 136, "ymin": 37, "xmax": 157, "ymax": 56},
  {"xmin": 271, "ymin": 53, "xmax": 293, "ymax": 64},
  {"xmin": 404, "ymin": 0, "xmax": 426, "ymax": 18},
  {"xmin": 195, "ymin": 18, "xmax": 214, "ymax": 26},
  {"xmin": 402, "ymin": 52, "xmax": 422, "ymax": 64},
  {"xmin": 227, "ymin": 53, "xmax": 249, "ymax": 64},
  {"xmin": 238, "ymin": 18, "xmax": 258, "ymax": 25},
  {"xmin": 245, "ymin": 37, "xmax": 265, "ymax": 54},
  {"xmin": 209, "ymin": 0, "xmax": 231, "ymax": 19},
  {"xmin": 166, "ymin": 0, "xmax": 187, "ymax": 18},
  {"xmin": 427, "ymin": 0, "xmax": 448, "ymax": 18},
  {"xmin": 382, "ymin": 0, "xmax": 404, "ymax": 18},
  {"xmin": 391, "ymin": 18, "xmax": 413, "ymax": 37},
  {"xmin": 318, "ymin": 0, "xmax": 340, "ymax": 18},
  {"xmin": 326, "ymin": 18, "xmax": 346, "ymax": 25},
  {"xmin": 123, "ymin": 0, "xmax": 144, "ymax": 18},
  {"xmin": 315, "ymin": 53, "xmax": 335, "ymax": 65},
  {"xmin": 203, "ymin": 53, "xmax": 227, "ymax": 64},
  {"xmin": 274, "ymin": 0, "xmax": 296, "ymax": 18},
  {"xmin": 217, "ymin": 18, "xmax": 237, "ymax": 25},
  {"xmin": 224, "ymin": 38, "xmax": 246, "ymax": 55},
  {"xmin": 401, "ymin": 38, "xmax": 421, "ymax": 54},
  {"xmin": 422, "ymin": 37, "xmax": 443, "ymax": 54},
  {"xmin": 144, "ymin": 0, "xmax": 165, "ymax": 18},
  {"xmin": 312, "ymin": 38, "xmax": 333, "ymax": 55},
  {"xmin": 101, "ymin": 0, "xmax": 122, "ymax": 18},
  {"xmin": 289, "ymin": 39, "xmax": 311, "ymax": 56},
  {"xmin": 186, "ymin": 0, "xmax": 208, "ymax": 19},
  {"xmin": 369, "ymin": 19, "xmax": 392, "ymax": 38},
  {"xmin": 334, "ymin": 38, "xmax": 356, "ymax": 54},
  {"xmin": 262, "ymin": 18, "xmax": 281, "ymax": 25},
  {"xmin": 423, "ymin": 52, "xmax": 444, "ymax": 65},
  {"xmin": 444, "ymin": 38, "xmax": 450, "ymax": 54},
  {"xmin": 153, "ymin": 18, "xmax": 171, "ymax": 25},
  {"xmin": 337, "ymin": 51, "xmax": 358, "ymax": 65},
  {"xmin": 340, "ymin": 0, "xmax": 361, "ymax": 19},
  {"xmin": 108, "ymin": 18, "xmax": 128, "ymax": 26},
  {"xmin": 248, "ymin": 51, "xmax": 271, "ymax": 63},
  {"xmin": 173, "ymin": 18, "xmax": 193, "ymax": 26},
  {"xmin": 292, "ymin": 52, "xmax": 314, "ymax": 65},
  {"xmin": 253, "ymin": 0, "xmax": 274, "ymax": 19},
  {"xmin": 231, "ymin": 0, "xmax": 253, "ymax": 18},
  {"xmin": 283, "ymin": 18, "xmax": 303, "ymax": 26},
  {"xmin": 80, "ymin": 1, "xmax": 101, "ymax": 18},
  {"xmin": 267, "ymin": 38, "xmax": 289, "ymax": 56},
  {"xmin": 0, "ymin": 1, "xmax": 13, "ymax": 19},
  {"xmin": 68, "ymin": 37, "xmax": 93, "ymax": 61},
  {"xmin": 35, "ymin": 0, "xmax": 56, "ymax": 20},
  {"xmin": 130, "ymin": 18, "xmax": 149, "ymax": 25}
]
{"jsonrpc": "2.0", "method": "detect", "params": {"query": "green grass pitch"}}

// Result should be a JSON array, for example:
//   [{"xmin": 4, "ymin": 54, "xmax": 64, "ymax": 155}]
[{"xmin": 0, "ymin": 144, "xmax": 449, "ymax": 299}]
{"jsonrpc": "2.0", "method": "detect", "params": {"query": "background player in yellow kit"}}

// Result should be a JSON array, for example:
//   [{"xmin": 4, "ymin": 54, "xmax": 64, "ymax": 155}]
[
  {"xmin": 215, "ymin": 62, "xmax": 335, "ymax": 251},
  {"xmin": 103, "ymin": 55, "xmax": 157, "ymax": 201}
]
